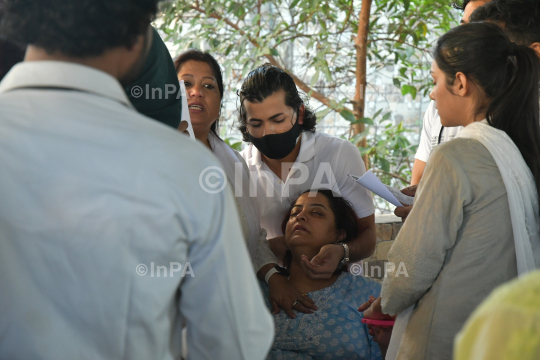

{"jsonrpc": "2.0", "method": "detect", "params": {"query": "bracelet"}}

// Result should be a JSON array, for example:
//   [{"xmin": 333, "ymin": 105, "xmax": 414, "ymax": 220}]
[
  {"xmin": 336, "ymin": 242, "xmax": 350, "ymax": 266},
  {"xmin": 265, "ymin": 267, "xmax": 279, "ymax": 284}
]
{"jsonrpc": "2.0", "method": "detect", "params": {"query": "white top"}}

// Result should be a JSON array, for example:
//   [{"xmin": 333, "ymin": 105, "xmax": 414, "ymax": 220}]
[
  {"xmin": 241, "ymin": 131, "xmax": 374, "ymax": 239},
  {"xmin": 0, "ymin": 61, "xmax": 273, "ymax": 360},
  {"xmin": 415, "ymin": 101, "xmax": 463, "ymax": 162},
  {"xmin": 208, "ymin": 132, "xmax": 278, "ymax": 270}
]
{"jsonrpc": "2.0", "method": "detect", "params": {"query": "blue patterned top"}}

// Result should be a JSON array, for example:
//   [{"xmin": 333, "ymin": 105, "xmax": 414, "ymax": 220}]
[{"xmin": 261, "ymin": 272, "xmax": 382, "ymax": 360}]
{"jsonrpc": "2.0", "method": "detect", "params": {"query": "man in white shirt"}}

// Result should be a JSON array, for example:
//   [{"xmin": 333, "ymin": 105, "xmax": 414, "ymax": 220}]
[
  {"xmin": 238, "ymin": 64, "xmax": 376, "ymax": 317},
  {"xmin": 409, "ymin": 0, "xmax": 490, "ymax": 186},
  {"xmin": 0, "ymin": 1, "xmax": 273, "ymax": 359},
  {"xmin": 394, "ymin": 0, "xmax": 492, "ymax": 221},
  {"xmin": 399, "ymin": 0, "xmax": 540, "ymax": 222}
]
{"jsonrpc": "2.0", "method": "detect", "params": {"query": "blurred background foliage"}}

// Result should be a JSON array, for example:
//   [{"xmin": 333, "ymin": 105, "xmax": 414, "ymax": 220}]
[{"xmin": 159, "ymin": 0, "xmax": 458, "ymax": 212}]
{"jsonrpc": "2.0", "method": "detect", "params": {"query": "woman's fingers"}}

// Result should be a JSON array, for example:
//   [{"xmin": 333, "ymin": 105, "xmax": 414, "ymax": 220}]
[
  {"xmin": 293, "ymin": 303, "xmax": 313, "ymax": 314},
  {"xmin": 271, "ymin": 300, "xmax": 280, "ymax": 315},
  {"xmin": 357, "ymin": 300, "xmax": 372, "ymax": 312},
  {"xmin": 283, "ymin": 304, "xmax": 296, "ymax": 319},
  {"xmin": 300, "ymin": 255, "xmax": 333, "ymax": 279},
  {"xmin": 298, "ymin": 294, "xmax": 317, "ymax": 311},
  {"xmin": 401, "ymin": 185, "xmax": 417, "ymax": 197},
  {"xmin": 394, "ymin": 205, "xmax": 412, "ymax": 219}
]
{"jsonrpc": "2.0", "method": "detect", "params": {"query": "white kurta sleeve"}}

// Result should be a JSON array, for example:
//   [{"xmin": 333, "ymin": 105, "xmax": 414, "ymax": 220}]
[
  {"xmin": 381, "ymin": 143, "xmax": 474, "ymax": 316},
  {"xmin": 254, "ymin": 228, "xmax": 279, "ymax": 271},
  {"xmin": 179, "ymin": 188, "xmax": 274, "ymax": 360},
  {"xmin": 415, "ymin": 101, "xmax": 437, "ymax": 163}
]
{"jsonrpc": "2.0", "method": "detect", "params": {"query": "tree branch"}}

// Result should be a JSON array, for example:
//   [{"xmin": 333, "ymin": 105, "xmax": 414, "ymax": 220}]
[
  {"xmin": 368, "ymin": 37, "xmax": 430, "ymax": 53},
  {"xmin": 190, "ymin": 3, "xmax": 353, "ymax": 114},
  {"xmin": 371, "ymin": 169, "xmax": 409, "ymax": 184}
]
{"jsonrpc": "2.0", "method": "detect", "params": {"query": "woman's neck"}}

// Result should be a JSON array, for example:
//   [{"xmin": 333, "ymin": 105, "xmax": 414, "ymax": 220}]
[
  {"xmin": 195, "ymin": 129, "xmax": 212, "ymax": 150},
  {"xmin": 261, "ymin": 136, "xmax": 302, "ymax": 182},
  {"xmin": 288, "ymin": 253, "xmax": 341, "ymax": 293}
]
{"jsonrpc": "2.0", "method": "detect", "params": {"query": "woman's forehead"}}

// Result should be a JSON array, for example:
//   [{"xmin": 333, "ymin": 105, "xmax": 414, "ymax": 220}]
[
  {"xmin": 294, "ymin": 192, "xmax": 328, "ymax": 206},
  {"xmin": 178, "ymin": 60, "xmax": 216, "ymax": 81}
]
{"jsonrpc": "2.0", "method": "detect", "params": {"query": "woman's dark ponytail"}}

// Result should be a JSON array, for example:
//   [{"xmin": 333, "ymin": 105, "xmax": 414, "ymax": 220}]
[
  {"xmin": 435, "ymin": 22, "xmax": 540, "ymax": 197},
  {"xmin": 486, "ymin": 44, "xmax": 540, "ymax": 195}
]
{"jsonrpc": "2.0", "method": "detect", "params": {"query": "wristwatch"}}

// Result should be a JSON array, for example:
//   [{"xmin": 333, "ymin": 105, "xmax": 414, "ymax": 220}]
[{"xmin": 336, "ymin": 242, "xmax": 350, "ymax": 266}]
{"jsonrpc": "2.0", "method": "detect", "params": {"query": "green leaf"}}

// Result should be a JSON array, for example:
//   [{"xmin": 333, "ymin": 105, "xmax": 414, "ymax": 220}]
[
  {"xmin": 351, "ymin": 117, "xmax": 374, "ymax": 125},
  {"xmin": 340, "ymin": 110, "xmax": 356, "ymax": 122},
  {"xmin": 403, "ymin": 0, "xmax": 410, "ymax": 12},
  {"xmin": 351, "ymin": 130, "xmax": 370, "ymax": 146},
  {"xmin": 290, "ymin": 0, "xmax": 301, "ymax": 8},
  {"xmin": 382, "ymin": 112, "xmax": 392, "ymax": 121},
  {"xmin": 316, "ymin": 108, "xmax": 331, "ymax": 121},
  {"xmin": 359, "ymin": 147, "xmax": 371, "ymax": 156},
  {"xmin": 252, "ymin": 14, "xmax": 261, "ymax": 25},
  {"xmin": 401, "ymin": 84, "xmax": 410, "ymax": 96},
  {"xmin": 409, "ymin": 86, "xmax": 418, "ymax": 99},
  {"xmin": 270, "ymin": 48, "xmax": 279, "ymax": 56}
]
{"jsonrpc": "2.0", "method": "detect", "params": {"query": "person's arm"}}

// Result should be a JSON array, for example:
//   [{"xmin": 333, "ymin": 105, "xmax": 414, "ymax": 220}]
[
  {"xmin": 358, "ymin": 296, "xmax": 395, "ymax": 358},
  {"xmin": 410, "ymin": 159, "xmax": 426, "ymax": 186},
  {"xmin": 394, "ymin": 102, "xmax": 436, "ymax": 220},
  {"xmin": 411, "ymin": 101, "xmax": 440, "ymax": 166},
  {"xmin": 256, "ymin": 235, "xmax": 317, "ymax": 318},
  {"xmin": 256, "ymin": 264, "xmax": 317, "ymax": 318},
  {"xmin": 412, "ymin": 101, "xmax": 437, "ymax": 183},
  {"xmin": 381, "ymin": 145, "xmax": 473, "ymax": 316},
  {"xmin": 179, "ymin": 187, "xmax": 274, "ymax": 360}
]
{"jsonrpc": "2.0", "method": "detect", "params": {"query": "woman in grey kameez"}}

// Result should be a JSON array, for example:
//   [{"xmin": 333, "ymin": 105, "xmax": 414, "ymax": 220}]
[{"xmin": 363, "ymin": 22, "xmax": 540, "ymax": 360}]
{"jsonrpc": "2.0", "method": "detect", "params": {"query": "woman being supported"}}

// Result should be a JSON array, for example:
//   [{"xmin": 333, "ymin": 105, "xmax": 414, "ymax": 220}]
[{"xmin": 261, "ymin": 189, "xmax": 382, "ymax": 360}]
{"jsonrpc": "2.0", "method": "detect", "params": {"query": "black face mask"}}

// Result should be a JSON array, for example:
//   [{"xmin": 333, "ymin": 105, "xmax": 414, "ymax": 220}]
[{"xmin": 248, "ymin": 119, "xmax": 302, "ymax": 160}]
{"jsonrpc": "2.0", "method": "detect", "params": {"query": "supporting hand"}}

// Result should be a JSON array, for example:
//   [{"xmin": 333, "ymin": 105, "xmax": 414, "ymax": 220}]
[
  {"xmin": 268, "ymin": 274, "xmax": 318, "ymax": 319},
  {"xmin": 300, "ymin": 244, "xmax": 344, "ymax": 279}
]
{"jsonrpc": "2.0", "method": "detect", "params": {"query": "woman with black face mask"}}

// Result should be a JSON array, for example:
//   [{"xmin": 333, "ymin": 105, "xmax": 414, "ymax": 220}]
[{"xmin": 238, "ymin": 64, "xmax": 376, "ymax": 318}]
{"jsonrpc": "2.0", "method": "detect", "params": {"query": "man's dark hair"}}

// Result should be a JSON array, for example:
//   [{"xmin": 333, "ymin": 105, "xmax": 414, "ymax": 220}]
[
  {"xmin": 0, "ymin": 39, "xmax": 24, "ymax": 81},
  {"xmin": 452, "ymin": 0, "xmax": 473, "ymax": 11},
  {"xmin": 0, "ymin": 3, "xmax": 25, "ymax": 81},
  {"xmin": 469, "ymin": 0, "xmax": 540, "ymax": 45},
  {"xmin": 174, "ymin": 49, "xmax": 224, "ymax": 137},
  {"xmin": 0, "ymin": 0, "xmax": 160, "ymax": 57},
  {"xmin": 435, "ymin": 22, "xmax": 540, "ymax": 199},
  {"xmin": 237, "ymin": 63, "xmax": 317, "ymax": 142}
]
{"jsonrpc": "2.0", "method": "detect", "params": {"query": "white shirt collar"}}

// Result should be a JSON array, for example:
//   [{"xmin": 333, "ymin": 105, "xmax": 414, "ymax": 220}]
[
  {"xmin": 245, "ymin": 131, "xmax": 316, "ymax": 166},
  {"xmin": 0, "ymin": 61, "xmax": 134, "ymax": 109}
]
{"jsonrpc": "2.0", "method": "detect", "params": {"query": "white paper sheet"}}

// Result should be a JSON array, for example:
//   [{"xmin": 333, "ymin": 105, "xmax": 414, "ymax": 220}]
[
  {"xmin": 384, "ymin": 185, "xmax": 414, "ymax": 206},
  {"xmin": 179, "ymin": 80, "xmax": 195, "ymax": 140},
  {"xmin": 349, "ymin": 171, "xmax": 412, "ymax": 207}
]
